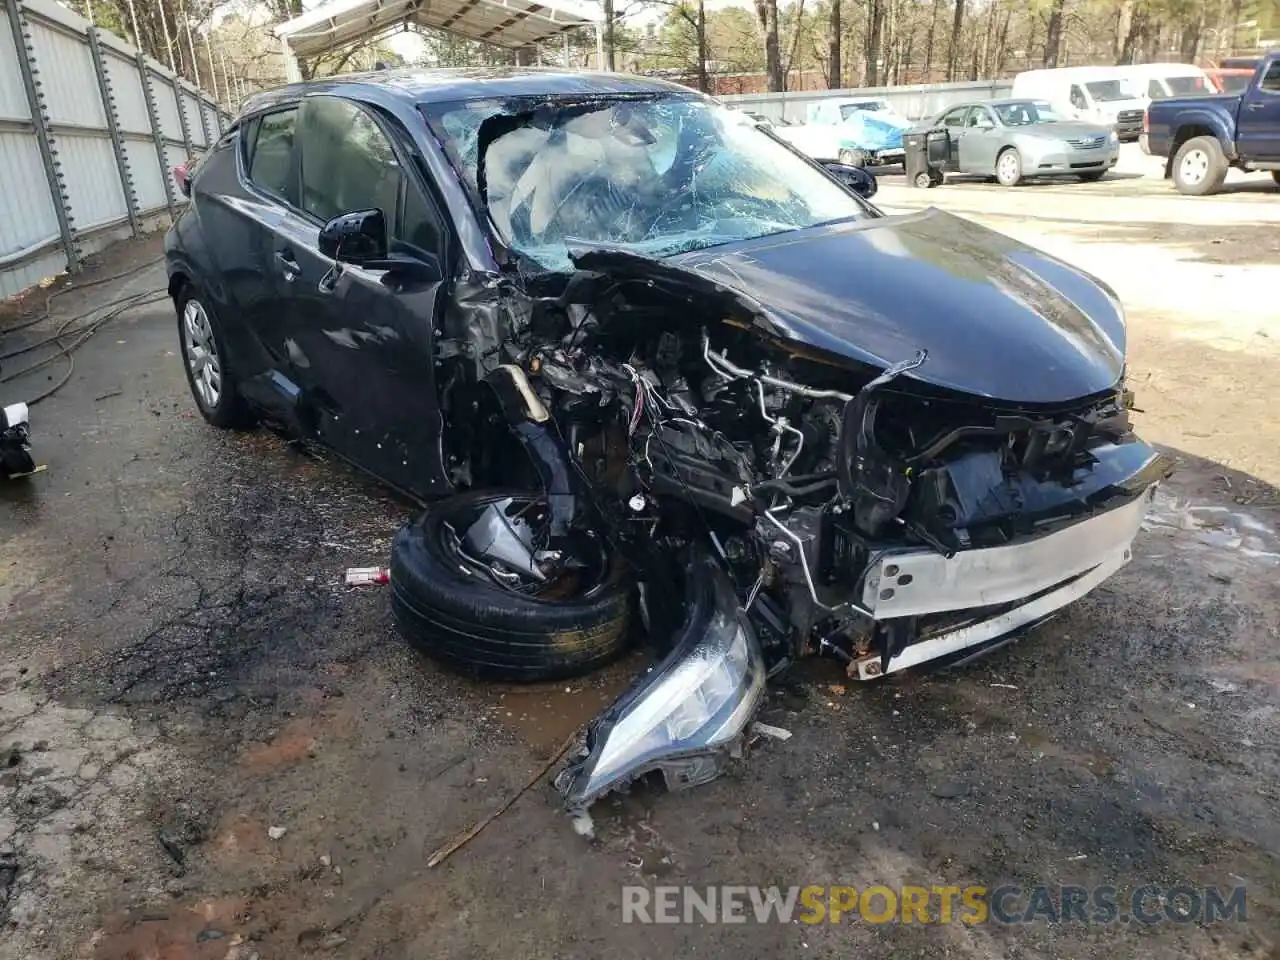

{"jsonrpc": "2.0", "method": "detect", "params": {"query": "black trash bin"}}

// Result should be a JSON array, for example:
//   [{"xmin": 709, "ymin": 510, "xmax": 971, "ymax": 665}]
[{"xmin": 904, "ymin": 128, "xmax": 946, "ymax": 188}]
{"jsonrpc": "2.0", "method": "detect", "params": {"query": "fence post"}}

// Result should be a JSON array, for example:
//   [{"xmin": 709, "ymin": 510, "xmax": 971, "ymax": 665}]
[
  {"xmin": 87, "ymin": 28, "xmax": 141, "ymax": 238},
  {"xmin": 172, "ymin": 75, "xmax": 194, "ymax": 160},
  {"xmin": 5, "ymin": 0, "xmax": 81, "ymax": 272},
  {"xmin": 194, "ymin": 94, "xmax": 211, "ymax": 149},
  {"xmin": 136, "ymin": 53, "xmax": 176, "ymax": 219}
]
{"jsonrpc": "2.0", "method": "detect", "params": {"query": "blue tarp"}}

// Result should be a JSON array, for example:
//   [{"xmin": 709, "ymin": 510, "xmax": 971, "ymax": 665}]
[{"xmin": 836, "ymin": 110, "xmax": 912, "ymax": 152}]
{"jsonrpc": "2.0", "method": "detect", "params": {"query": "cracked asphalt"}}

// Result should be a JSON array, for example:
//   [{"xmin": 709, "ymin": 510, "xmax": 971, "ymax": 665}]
[{"xmin": 2, "ymin": 158, "xmax": 1279, "ymax": 960}]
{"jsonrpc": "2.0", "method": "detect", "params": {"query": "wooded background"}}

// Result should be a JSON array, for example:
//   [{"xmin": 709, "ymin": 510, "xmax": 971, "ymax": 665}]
[{"xmin": 65, "ymin": 0, "xmax": 1278, "ymax": 104}]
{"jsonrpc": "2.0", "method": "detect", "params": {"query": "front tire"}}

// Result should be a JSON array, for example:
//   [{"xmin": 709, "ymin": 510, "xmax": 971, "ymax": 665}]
[
  {"xmin": 996, "ymin": 148, "xmax": 1023, "ymax": 187},
  {"xmin": 175, "ymin": 283, "xmax": 252, "ymax": 429},
  {"xmin": 1172, "ymin": 136, "xmax": 1228, "ymax": 196},
  {"xmin": 390, "ymin": 490, "xmax": 634, "ymax": 682},
  {"xmin": 1077, "ymin": 171, "xmax": 1106, "ymax": 182}
]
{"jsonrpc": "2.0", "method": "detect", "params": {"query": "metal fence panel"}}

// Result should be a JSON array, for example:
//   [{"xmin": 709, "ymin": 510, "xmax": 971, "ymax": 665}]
[
  {"xmin": 25, "ymin": 16, "xmax": 105, "ymax": 128},
  {"xmin": 125, "ymin": 137, "xmax": 165, "ymax": 213},
  {"xmin": 720, "ymin": 79, "xmax": 1015, "ymax": 123},
  {"xmin": 0, "ymin": 0, "xmax": 223, "ymax": 299},
  {"xmin": 0, "ymin": 5, "xmax": 28, "ymax": 121},
  {"xmin": 0, "ymin": 130, "xmax": 60, "ymax": 298},
  {"xmin": 151, "ymin": 71, "xmax": 182, "ymax": 142},
  {"xmin": 163, "ymin": 142, "xmax": 186, "ymax": 191},
  {"xmin": 57, "ymin": 131, "xmax": 126, "ymax": 230},
  {"xmin": 182, "ymin": 90, "xmax": 206, "ymax": 146},
  {"xmin": 104, "ymin": 48, "xmax": 149, "ymax": 135}
]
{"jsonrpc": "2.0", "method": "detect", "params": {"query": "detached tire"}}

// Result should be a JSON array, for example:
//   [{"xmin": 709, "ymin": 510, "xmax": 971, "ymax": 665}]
[
  {"xmin": 1172, "ymin": 136, "xmax": 1228, "ymax": 196},
  {"xmin": 390, "ymin": 490, "xmax": 634, "ymax": 682}
]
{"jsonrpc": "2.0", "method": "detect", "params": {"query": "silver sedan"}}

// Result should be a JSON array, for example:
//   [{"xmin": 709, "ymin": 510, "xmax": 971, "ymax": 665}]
[{"xmin": 916, "ymin": 99, "xmax": 1120, "ymax": 187}]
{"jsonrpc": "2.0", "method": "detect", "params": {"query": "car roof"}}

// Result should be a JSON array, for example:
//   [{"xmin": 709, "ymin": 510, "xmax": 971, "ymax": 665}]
[{"xmin": 241, "ymin": 67, "xmax": 697, "ymax": 114}]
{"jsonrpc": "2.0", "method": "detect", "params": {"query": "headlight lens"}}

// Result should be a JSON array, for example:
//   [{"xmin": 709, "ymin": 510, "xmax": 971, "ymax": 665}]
[
  {"xmin": 1109, "ymin": 129, "xmax": 1119, "ymax": 144},
  {"xmin": 558, "ymin": 567, "xmax": 766, "ymax": 807}
]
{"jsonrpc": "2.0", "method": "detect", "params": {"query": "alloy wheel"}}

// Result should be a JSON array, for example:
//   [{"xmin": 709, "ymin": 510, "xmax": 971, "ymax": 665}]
[{"xmin": 183, "ymin": 299, "xmax": 221, "ymax": 410}]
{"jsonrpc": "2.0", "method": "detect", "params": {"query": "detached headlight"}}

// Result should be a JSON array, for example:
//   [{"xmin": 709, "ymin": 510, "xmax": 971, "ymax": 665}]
[{"xmin": 557, "ymin": 559, "xmax": 766, "ymax": 808}]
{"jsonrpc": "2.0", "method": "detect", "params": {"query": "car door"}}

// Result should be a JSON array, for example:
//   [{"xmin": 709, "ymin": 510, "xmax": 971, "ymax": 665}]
[
  {"xmin": 1238, "ymin": 59, "xmax": 1280, "ymax": 160},
  {"xmin": 275, "ymin": 94, "xmax": 453, "ymax": 499},
  {"xmin": 225, "ymin": 104, "xmax": 315, "ymax": 431},
  {"xmin": 960, "ymin": 106, "xmax": 1000, "ymax": 172},
  {"xmin": 940, "ymin": 107, "xmax": 969, "ymax": 170}
]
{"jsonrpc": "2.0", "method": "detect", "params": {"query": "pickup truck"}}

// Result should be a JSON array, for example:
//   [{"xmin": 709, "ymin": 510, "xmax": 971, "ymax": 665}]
[{"xmin": 1144, "ymin": 51, "xmax": 1280, "ymax": 195}]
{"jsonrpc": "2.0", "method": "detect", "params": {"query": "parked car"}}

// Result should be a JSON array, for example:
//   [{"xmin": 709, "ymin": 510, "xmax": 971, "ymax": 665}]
[
  {"xmin": 1012, "ymin": 66, "xmax": 1147, "ymax": 141},
  {"xmin": 774, "ymin": 97, "xmax": 912, "ymax": 167},
  {"xmin": 165, "ymin": 68, "xmax": 1169, "ymax": 811},
  {"xmin": 1144, "ymin": 51, "xmax": 1280, "ymax": 195},
  {"xmin": 913, "ymin": 99, "xmax": 1119, "ymax": 186}
]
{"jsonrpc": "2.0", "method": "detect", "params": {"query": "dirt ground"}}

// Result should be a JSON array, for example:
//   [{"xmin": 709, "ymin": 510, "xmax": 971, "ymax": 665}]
[{"xmin": 2, "ymin": 145, "xmax": 1279, "ymax": 960}]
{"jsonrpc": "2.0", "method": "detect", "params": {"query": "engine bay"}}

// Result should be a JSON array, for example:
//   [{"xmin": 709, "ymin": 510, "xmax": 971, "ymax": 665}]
[{"xmin": 435, "ymin": 258, "xmax": 1154, "ymax": 680}]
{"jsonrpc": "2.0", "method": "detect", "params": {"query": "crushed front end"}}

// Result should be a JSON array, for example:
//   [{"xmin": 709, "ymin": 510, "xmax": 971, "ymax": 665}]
[{"xmin": 421, "ymin": 93, "xmax": 1170, "ymax": 808}]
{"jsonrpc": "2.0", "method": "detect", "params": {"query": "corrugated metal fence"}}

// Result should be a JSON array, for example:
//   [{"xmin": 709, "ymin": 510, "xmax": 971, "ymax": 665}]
[
  {"xmin": 0, "ymin": 0, "xmax": 230, "ymax": 299},
  {"xmin": 720, "ymin": 79, "xmax": 1016, "ymax": 123}
]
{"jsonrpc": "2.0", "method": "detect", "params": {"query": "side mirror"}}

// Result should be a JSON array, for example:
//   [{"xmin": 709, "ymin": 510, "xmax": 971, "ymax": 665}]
[
  {"xmin": 820, "ymin": 160, "xmax": 878, "ymax": 199},
  {"xmin": 319, "ymin": 209, "xmax": 387, "ymax": 264}
]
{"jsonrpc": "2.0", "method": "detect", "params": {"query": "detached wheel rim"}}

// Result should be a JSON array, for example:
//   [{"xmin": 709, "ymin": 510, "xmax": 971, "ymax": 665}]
[
  {"xmin": 998, "ymin": 151, "xmax": 1019, "ymax": 182},
  {"xmin": 1179, "ymin": 148, "xmax": 1209, "ymax": 185},
  {"xmin": 183, "ymin": 299, "xmax": 221, "ymax": 409},
  {"xmin": 441, "ymin": 495, "xmax": 609, "ymax": 600}
]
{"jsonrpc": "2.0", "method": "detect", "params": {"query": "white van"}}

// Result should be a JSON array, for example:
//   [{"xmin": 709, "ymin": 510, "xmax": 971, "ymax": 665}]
[
  {"xmin": 1011, "ymin": 66, "xmax": 1147, "ymax": 141},
  {"xmin": 1117, "ymin": 62, "xmax": 1214, "ymax": 100}
]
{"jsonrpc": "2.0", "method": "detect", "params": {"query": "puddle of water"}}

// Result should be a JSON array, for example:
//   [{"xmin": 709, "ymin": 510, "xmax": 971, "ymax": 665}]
[
  {"xmin": 1142, "ymin": 491, "xmax": 1280, "ymax": 565},
  {"xmin": 474, "ymin": 650, "xmax": 649, "ymax": 754}
]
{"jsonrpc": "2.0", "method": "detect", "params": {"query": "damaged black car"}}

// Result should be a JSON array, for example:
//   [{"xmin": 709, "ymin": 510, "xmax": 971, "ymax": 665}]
[{"xmin": 164, "ymin": 69, "xmax": 1171, "ymax": 812}]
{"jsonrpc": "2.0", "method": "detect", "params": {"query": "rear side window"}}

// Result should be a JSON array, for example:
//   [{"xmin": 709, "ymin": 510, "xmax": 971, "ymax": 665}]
[
  {"xmin": 1261, "ymin": 62, "xmax": 1280, "ymax": 93},
  {"xmin": 1147, "ymin": 79, "xmax": 1165, "ymax": 99},
  {"xmin": 245, "ymin": 108, "xmax": 298, "ymax": 204}
]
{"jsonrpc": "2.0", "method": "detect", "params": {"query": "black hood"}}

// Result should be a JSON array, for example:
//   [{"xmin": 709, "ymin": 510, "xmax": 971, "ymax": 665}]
[{"xmin": 668, "ymin": 208, "xmax": 1126, "ymax": 405}]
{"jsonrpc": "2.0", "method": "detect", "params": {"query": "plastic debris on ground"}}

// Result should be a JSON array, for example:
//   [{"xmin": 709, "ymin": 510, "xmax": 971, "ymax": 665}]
[{"xmin": 345, "ymin": 566, "xmax": 390, "ymax": 586}]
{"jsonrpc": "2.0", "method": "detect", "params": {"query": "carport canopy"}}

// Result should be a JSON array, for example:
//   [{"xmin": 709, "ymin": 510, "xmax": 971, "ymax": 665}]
[{"xmin": 274, "ymin": 0, "xmax": 605, "ymax": 81}]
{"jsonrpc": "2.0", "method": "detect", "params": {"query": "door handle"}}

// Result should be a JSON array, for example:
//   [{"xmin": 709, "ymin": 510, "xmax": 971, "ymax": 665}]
[
  {"xmin": 275, "ymin": 250, "xmax": 300, "ymax": 282},
  {"xmin": 1246, "ymin": 101, "xmax": 1265, "ymax": 110}
]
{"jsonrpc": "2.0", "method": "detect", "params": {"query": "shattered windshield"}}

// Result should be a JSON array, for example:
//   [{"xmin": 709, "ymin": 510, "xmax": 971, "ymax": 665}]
[{"xmin": 426, "ymin": 96, "xmax": 867, "ymax": 272}]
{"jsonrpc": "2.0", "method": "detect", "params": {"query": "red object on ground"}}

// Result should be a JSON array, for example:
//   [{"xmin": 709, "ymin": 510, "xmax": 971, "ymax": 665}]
[{"xmin": 345, "ymin": 566, "xmax": 390, "ymax": 586}]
